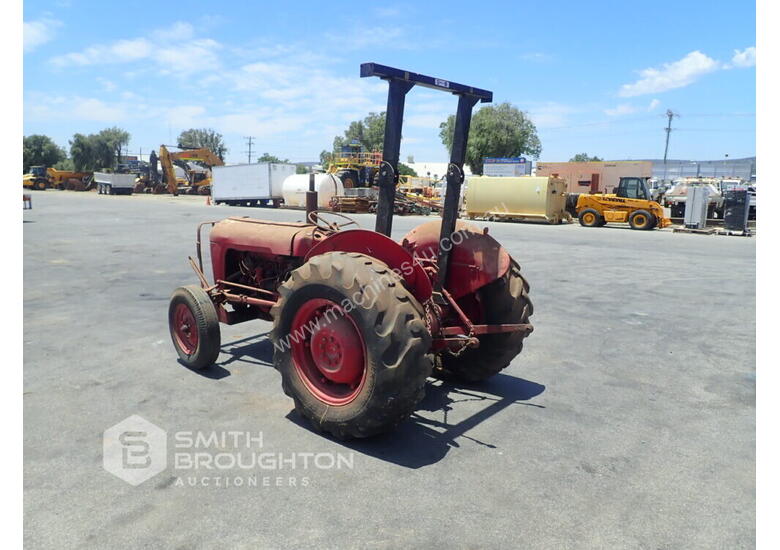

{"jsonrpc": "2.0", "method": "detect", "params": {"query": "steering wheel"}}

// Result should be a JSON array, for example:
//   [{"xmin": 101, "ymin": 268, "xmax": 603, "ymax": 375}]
[{"xmin": 307, "ymin": 210, "xmax": 360, "ymax": 232}]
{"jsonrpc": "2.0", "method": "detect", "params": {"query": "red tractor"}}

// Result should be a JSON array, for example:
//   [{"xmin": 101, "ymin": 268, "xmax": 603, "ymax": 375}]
[{"xmin": 168, "ymin": 64, "xmax": 534, "ymax": 438}]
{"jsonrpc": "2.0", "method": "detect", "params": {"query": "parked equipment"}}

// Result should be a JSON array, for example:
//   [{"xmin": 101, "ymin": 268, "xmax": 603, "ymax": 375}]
[
  {"xmin": 282, "ymin": 173, "xmax": 344, "ymax": 209},
  {"xmin": 574, "ymin": 176, "xmax": 671, "ymax": 230},
  {"xmin": 664, "ymin": 178, "xmax": 723, "ymax": 219},
  {"xmin": 47, "ymin": 168, "xmax": 94, "ymax": 191},
  {"xmin": 465, "ymin": 176, "xmax": 570, "ymax": 224},
  {"xmin": 211, "ymin": 163, "xmax": 296, "ymax": 207},
  {"xmin": 327, "ymin": 141, "xmax": 382, "ymax": 188},
  {"xmin": 683, "ymin": 185, "xmax": 710, "ymax": 229},
  {"xmin": 168, "ymin": 63, "xmax": 534, "ymax": 438},
  {"xmin": 722, "ymin": 189, "xmax": 751, "ymax": 234},
  {"xmin": 22, "ymin": 166, "xmax": 51, "ymax": 190},
  {"xmin": 95, "ymin": 172, "xmax": 135, "ymax": 195},
  {"xmin": 139, "ymin": 145, "xmax": 225, "ymax": 195}
]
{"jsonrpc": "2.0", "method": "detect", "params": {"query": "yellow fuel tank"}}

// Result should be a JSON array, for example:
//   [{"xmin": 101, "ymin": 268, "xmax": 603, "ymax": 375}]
[{"xmin": 464, "ymin": 176, "xmax": 570, "ymax": 224}]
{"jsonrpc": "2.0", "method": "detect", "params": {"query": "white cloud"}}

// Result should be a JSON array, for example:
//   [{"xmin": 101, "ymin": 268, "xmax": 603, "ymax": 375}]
[
  {"xmin": 604, "ymin": 103, "xmax": 637, "ymax": 117},
  {"xmin": 648, "ymin": 98, "xmax": 660, "ymax": 111},
  {"xmin": 97, "ymin": 78, "xmax": 117, "ymax": 92},
  {"xmin": 24, "ymin": 17, "xmax": 63, "ymax": 52},
  {"xmin": 520, "ymin": 52, "xmax": 552, "ymax": 62},
  {"xmin": 527, "ymin": 102, "xmax": 576, "ymax": 128},
  {"xmin": 72, "ymin": 98, "xmax": 127, "ymax": 121},
  {"xmin": 618, "ymin": 48, "xmax": 755, "ymax": 97},
  {"xmin": 619, "ymin": 51, "xmax": 720, "ymax": 97},
  {"xmin": 51, "ymin": 38, "xmax": 153, "ymax": 66},
  {"xmin": 729, "ymin": 46, "xmax": 755, "ymax": 68},
  {"xmin": 25, "ymin": 93, "xmax": 132, "ymax": 123},
  {"xmin": 49, "ymin": 22, "xmax": 220, "ymax": 77}
]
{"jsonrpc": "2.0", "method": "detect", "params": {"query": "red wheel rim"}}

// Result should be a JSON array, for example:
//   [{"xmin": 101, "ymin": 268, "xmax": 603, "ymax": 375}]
[
  {"xmin": 290, "ymin": 299, "xmax": 366, "ymax": 406},
  {"xmin": 173, "ymin": 303, "xmax": 198, "ymax": 355}
]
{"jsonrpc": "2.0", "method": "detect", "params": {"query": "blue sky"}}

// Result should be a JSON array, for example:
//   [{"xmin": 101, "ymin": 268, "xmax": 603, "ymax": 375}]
[{"xmin": 23, "ymin": 0, "xmax": 756, "ymax": 164}]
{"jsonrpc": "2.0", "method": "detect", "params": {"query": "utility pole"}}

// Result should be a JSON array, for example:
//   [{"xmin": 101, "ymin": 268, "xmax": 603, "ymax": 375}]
[
  {"xmin": 244, "ymin": 136, "xmax": 255, "ymax": 164},
  {"xmin": 662, "ymin": 109, "xmax": 678, "ymax": 181}
]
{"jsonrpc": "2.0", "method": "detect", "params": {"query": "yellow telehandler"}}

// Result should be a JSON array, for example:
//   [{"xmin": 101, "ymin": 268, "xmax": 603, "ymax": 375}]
[{"xmin": 575, "ymin": 177, "xmax": 671, "ymax": 230}]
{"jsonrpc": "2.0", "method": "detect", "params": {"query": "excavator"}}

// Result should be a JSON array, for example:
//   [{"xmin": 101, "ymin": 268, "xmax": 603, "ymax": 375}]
[{"xmin": 135, "ymin": 145, "xmax": 224, "ymax": 195}]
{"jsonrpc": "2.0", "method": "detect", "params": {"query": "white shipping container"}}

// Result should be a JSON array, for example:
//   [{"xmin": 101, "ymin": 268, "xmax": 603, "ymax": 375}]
[{"xmin": 212, "ymin": 163, "xmax": 297, "ymax": 205}]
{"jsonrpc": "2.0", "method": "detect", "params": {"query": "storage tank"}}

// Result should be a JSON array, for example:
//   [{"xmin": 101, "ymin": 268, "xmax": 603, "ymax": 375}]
[
  {"xmin": 464, "ymin": 176, "xmax": 570, "ymax": 224},
  {"xmin": 282, "ymin": 173, "xmax": 344, "ymax": 209}
]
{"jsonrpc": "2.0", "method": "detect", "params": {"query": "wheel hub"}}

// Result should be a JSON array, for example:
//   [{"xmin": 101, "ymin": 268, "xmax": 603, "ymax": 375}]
[
  {"xmin": 290, "ymin": 299, "xmax": 366, "ymax": 405},
  {"xmin": 173, "ymin": 303, "xmax": 198, "ymax": 355},
  {"xmin": 310, "ymin": 318, "xmax": 363, "ymax": 384}
]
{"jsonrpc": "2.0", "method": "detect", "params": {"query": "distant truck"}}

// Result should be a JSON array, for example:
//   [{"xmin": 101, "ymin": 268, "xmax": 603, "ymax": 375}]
[
  {"xmin": 211, "ymin": 163, "xmax": 296, "ymax": 207},
  {"xmin": 663, "ymin": 178, "xmax": 723, "ymax": 218},
  {"xmin": 94, "ymin": 172, "xmax": 135, "ymax": 195}
]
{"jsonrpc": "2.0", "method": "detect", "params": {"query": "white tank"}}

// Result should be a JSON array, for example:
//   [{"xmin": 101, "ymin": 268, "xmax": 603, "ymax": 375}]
[{"xmin": 282, "ymin": 173, "xmax": 344, "ymax": 209}]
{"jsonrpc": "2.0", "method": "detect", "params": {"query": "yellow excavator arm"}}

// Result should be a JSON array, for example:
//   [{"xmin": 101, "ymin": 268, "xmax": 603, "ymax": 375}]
[{"xmin": 158, "ymin": 145, "xmax": 225, "ymax": 195}]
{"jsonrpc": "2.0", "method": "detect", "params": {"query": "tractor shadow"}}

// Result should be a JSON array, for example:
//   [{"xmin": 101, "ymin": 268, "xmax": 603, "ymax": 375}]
[
  {"xmin": 206, "ymin": 333, "xmax": 546, "ymax": 469},
  {"xmin": 287, "ymin": 373, "xmax": 546, "ymax": 469},
  {"xmin": 184, "ymin": 332, "xmax": 274, "ymax": 380}
]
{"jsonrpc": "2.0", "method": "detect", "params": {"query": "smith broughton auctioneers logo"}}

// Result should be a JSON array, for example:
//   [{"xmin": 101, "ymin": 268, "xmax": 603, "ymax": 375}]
[{"xmin": 102, "ymin": 415, "xmax": 354, "ymax": 488}]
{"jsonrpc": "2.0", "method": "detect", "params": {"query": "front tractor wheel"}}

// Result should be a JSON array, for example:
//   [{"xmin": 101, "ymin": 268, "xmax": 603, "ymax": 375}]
[
  {"xmin": 271, "ymin": 252, "xmax": 433, "ymax": 439},
  {"xmin": 437, "ymin": 260, "xmax": 533, "ymax": 383},
  {"xmin": 168, "ymin": 285, "xmax": 221, "ymax": 370},
  {"xmin": 578, "ymin": 208, "xmax": 603, "ymax": 228},
  {"xmin": 629, "ymin": 209, "xmax": 655, "ymax": 230}
]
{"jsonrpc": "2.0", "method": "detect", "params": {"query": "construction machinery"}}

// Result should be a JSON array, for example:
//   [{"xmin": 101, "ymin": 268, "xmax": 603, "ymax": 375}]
[
  {"xmin": 327, "ymin": 141, "xmax": 382, "ymax": 189},
  {"xmin": 22, "ymin": 166, "xmax": 49, "ymax": 190},
  {"xmin": 573, "ymin": 176, "xmax": 671, "ymax": 230},
  {"xmin": 23, "ymin": 166, "xmax": 94, "ymax": 191},
  {"xmin": 138, "ymin": 145, "xmax": 224, "ymax": 195},
  {"xmin": 168, "ymin": 63, "xmax": 534, "ymax": 438},
  {"xmin": 45, "ymin": 168, "xmax": 93, "ymax": 190}
]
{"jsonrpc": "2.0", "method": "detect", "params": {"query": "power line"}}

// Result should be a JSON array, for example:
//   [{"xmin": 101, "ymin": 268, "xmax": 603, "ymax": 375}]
[{"xmin": 244, "ymin": 136, "xmax": 255, "ymax": 164}]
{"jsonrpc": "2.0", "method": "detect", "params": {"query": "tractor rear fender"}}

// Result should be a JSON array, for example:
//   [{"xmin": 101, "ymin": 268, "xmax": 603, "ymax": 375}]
[
  {"xmin": 304, "ymin": 229, "xmax": 433, "ymax": 303},
  {"xmin": 401, "ymin": 220, "xmax": 511, "ymax": 300}
]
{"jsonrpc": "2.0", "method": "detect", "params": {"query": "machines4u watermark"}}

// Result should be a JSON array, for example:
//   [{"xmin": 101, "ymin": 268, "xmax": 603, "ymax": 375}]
[{"xmin": 103, "ymin": 415, "xmax": 354, "ymax": 488}]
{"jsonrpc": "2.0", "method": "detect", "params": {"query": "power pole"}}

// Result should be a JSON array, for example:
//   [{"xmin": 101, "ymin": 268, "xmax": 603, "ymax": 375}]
[
  {"xmin": 662, "ymin": 109, "xmax": 678, "ymax": 181},
  {"xmin": 244, "ymin": 136, "xmax": 255, "ymax": 164}
]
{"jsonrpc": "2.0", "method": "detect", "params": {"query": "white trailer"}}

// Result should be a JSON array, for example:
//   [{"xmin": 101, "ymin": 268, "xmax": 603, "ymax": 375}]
[
  {"xmin": 212, "ymin": 163, "xmax": 297, "ymax": 207},
  {"xmin": 94, "ymin": 172, "xmax": 136, "ymax": 195}
]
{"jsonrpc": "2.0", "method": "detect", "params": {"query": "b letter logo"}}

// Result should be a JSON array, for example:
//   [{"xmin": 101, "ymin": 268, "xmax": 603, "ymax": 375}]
[{"xmin": 103, "ymin": 415, "xmax": 167, "ymax": 486}]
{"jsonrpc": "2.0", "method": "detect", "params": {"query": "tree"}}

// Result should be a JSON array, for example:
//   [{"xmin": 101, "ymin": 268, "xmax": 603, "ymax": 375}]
[
  {"xmin": 54, "ymin": 158, "xmax": 75, "ymax": 171},
  {"xmin": 398, "ymin": 163, "xmax": 417, "ymax": 177},
  {"xmin": 177, "ymin": 128, "xmax": 228, "ymax": 161},
  {"xmin": 257, "ymin": 152, "xmax": 288, "ymax": 163},
  {"xmin": 23, "ymin": 135, "xmax": 65, "ymax": 172},
  {"xmin": 68, "ymin": 131, "xmax": 117, "ymax": 171},
  {"xmin": 98, "ymin": 127, "xmax": 130, "ymax": 165},
  {"xmin": 295, "ymin": 164, "xmax": 309, "ymax": 174},
  {"xmin": 319, "ymin": 150, "xmax": 332, "ymax": 167},
  {"xmin": 439, "ymin": 102, "xmax": 542, "ymax": 175},
  {"xmin": 332, "ymin": 112, "xmax": 385, "ymax": 152},
  {"xmin": 569, "ymin": 153, "xmax": 603, "ymax": 162}
]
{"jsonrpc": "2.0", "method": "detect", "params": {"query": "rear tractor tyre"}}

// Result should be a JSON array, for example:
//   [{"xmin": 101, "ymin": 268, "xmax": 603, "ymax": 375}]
[
  {"xmin": 436, "ymin": 260, "xmax": 533, "ymax": 383},
  {"xmin": 628, "ymin": 209, "xmax": 655, "ymax": 230},
  {"xmin": 578, "ymin": 208, "xmax": 603, "ymax": 228},
  {"xmin": 271, "ymin": 252, "xmax": 433, "ymax": 439},
  {"xmin": 168, "ymin": 285, "xmax": 221, "ymax": 370},
  {"xmin": 34, "ymin": 180, "xmax": 47, "ymax": 191}
]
